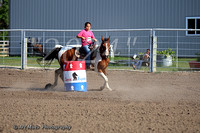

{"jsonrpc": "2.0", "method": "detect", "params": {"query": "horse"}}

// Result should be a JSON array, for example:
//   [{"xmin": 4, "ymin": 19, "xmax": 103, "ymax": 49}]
[
  {"xmin": 33, "ymin": 44, "xmax": 46, "ymax": 56},
  {"xmin": 42, "ymin": 36, "xmax": 112, "ymax": 91}
]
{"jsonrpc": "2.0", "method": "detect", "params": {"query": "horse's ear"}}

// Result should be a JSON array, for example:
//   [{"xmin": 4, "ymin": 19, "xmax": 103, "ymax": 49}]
[
  {"xmin": 101, "ymin": 36, "xmax": 104, "ymax": 41},
  {"xmin": 108, "ymin": 36, "xmax": 110, "ymax": 41}
]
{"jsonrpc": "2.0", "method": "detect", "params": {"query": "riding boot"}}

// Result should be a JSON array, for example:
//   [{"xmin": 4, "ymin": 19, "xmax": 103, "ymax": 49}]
[{"xmin": 132, "ymin": 64, "xmax": 136, "ymax": 70}]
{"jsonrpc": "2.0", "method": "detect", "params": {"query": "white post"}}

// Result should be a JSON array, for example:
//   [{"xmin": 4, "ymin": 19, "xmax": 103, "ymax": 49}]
[
  {"xmin": 110, "ymin": 45, "xmax": 114, "ymax": 62},
  {"xmin": 150, "ymin": 30, "xmax": 157, "ymax": 72}
]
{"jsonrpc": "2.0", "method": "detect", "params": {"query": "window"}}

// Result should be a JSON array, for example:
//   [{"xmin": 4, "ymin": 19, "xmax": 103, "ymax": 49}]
[{"xmin": 186, "ymin": 17, "xmax": 200, "ymax": 36}]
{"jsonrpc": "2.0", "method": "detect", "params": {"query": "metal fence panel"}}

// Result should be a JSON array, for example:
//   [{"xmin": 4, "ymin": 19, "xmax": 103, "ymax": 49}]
[
  {"xmin": 1, "ymin": 29, "xmax": 200, "ymax": 71},
  {"xmin": 0, "ymin": 30, "xmax": 22, "ymax": 68}
]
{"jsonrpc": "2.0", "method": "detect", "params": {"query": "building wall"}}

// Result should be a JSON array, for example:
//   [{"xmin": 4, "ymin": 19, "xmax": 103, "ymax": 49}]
[
  {"xmin": 10, "ymin": 0, "xmax": 200, "ymax": 29},
  {"xmin": 9, "ymin": 0, "xmax": 200, "ymax": 56}
]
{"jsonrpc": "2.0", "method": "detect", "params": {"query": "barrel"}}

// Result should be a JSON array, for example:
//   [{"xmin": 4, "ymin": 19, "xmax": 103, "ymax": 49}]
[
  {"xmin": 63, "ymin": 61, "xmax": 87, "ymax": 92},
  {"xmin": 157, "ymin": 55, "xmax": 172, "ymax": 67}
]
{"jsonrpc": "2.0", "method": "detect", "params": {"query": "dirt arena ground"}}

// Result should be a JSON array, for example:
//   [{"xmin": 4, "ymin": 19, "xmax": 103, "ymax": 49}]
[{"xmin": 0, "ymin": 68, "xmax": 200, "ymax": 133}]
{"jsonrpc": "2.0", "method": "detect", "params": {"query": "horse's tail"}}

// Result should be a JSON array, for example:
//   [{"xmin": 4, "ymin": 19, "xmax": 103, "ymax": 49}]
[
  {"xmin": 37, "ymin": 47, "xmax": 62, "ymax": 67},
  {"xmin": 43, "ymin": 47, "xmax": 61, "ymax": 61}
]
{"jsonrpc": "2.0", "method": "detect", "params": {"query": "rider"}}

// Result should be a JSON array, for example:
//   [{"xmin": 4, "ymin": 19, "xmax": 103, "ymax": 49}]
[{"xmin": 77, "ymin": 22, "xmax": 97, "ymax": 69}]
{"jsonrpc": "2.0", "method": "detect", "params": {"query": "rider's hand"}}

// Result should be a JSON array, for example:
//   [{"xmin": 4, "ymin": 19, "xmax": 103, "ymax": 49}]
[
  {"xmin": 93, "ymin": 38, "xmax": 97, "ymax": 42},
  {"xmin": 81, "ymin": 37, "xmax": 85, "ymax": 40}
]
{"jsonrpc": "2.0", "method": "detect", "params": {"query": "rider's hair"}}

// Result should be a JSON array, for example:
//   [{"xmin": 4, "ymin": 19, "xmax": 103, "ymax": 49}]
[{"xmin": 85, "ymin": 22, "xmax": 91, "ymax": 28}]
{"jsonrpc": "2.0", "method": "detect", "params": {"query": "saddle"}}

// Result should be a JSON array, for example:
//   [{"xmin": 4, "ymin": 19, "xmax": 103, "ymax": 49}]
[{"xmin": 75, "ymin": 43, "xmax": 98, "ymax": 60}]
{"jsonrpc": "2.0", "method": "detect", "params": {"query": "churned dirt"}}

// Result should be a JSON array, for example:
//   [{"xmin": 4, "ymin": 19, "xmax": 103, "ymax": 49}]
[{"xmin": 0, "ymin": 68, "xmax": 200, "ymax": 133}]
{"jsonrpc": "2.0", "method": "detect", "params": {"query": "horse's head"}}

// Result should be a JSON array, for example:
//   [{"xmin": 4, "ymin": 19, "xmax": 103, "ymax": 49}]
[{"xmin": 100, "ymin": 36, "xmax": 110, "ymax": 58}]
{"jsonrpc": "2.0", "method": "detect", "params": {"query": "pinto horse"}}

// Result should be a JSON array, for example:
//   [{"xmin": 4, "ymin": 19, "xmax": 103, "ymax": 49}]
[{"xmin": 43, "ymin": 36, "xmax": 112, "ymax": 91}]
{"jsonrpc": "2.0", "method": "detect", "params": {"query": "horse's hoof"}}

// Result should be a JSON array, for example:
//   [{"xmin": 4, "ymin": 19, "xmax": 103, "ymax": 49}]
[
  {"xmin": 45, "ymin": 83, "xmax": 53, "ymax": 90},
  {"xmin": 100, "ymin": 86, "xmax": 104, "ymax": 91},
  {"xmin": 107, "ymin": 87, "xmax": 112, "ymax": 91}
]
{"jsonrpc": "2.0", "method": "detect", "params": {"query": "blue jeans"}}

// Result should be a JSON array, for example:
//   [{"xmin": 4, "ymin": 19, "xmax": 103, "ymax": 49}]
[
  {"xmin": 82, "ymin": 45, "xmax": 91, "ymax": 67},
  {"xmin": 133, "ymin": 60, "xmax": 143, "ymax": 69}
]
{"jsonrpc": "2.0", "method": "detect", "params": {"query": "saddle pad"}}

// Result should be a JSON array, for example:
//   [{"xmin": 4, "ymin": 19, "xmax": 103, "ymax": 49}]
[{"xmin": 58, "ymin": 46, "xmax": 73, "ymax": 62}]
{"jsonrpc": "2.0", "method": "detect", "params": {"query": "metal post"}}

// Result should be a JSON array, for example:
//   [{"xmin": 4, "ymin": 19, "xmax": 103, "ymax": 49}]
[
  {"xmin": 21, "ymin": 30, "xmax": 27, "ymax": 69},
  {"xmin": 149, "ymin": 30, "xmax": 153, "ymax": 72},
  {"xmin": 43, "ymin": 32, "xmax": 45, "ymax": 54},
  {"xmin": 2, "ymin": 31, "xmax": 5, "ymax": 64},
  {"xmin": 127, "ymin": 32, "xmax": 131, "ymax": 67},
  {"xmin": 21, "ymin": 30, "xmax": 23, "ymax": 69},
  {"xmin": 63, "ymin": 32, "xmax": 66, "ymax": 46},
  {"xmin": 176, "ymin": 31, "xmax": 179, "ymax": 68}
]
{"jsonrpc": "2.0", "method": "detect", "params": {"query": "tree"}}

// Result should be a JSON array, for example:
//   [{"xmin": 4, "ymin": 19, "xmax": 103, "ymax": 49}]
[
  {"xmin": 0, "ymin": 0, "xmax": 9, "ymax": 29},
  {"xmin": 0, "ymin": 0, "xmax": 9, "ymax": 40}
]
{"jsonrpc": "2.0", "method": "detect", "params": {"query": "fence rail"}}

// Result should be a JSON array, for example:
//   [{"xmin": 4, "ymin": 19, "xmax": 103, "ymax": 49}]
[{"xmin": 0, "ymin": 29, "xmax": 200, "ymax": 71}]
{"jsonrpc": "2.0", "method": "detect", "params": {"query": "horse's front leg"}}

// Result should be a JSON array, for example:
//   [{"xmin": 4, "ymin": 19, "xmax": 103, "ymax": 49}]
[{"xmin": 98, "ymin": 71, "xmax": 112, "ymax": 91}]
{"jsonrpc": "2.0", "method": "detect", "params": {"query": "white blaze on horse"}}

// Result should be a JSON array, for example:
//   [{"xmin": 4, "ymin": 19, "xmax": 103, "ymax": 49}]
[{"xmin": 42, "ymin": 36, "xmax": 112, "ymax": 91}]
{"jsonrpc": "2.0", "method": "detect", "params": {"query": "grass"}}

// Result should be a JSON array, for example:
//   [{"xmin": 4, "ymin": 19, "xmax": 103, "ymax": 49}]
[
  {"xmin": 0, "ymin": 56, "xmax": 198, "ymax": 72},
  {"xmin": 109, "ymin": 56, "xmax": 197, "ymax": 72}
]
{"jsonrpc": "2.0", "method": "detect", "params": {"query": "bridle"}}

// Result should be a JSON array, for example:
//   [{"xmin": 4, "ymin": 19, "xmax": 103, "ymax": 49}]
[{"xmin": 100, "ymin": 41, "xmax": 110, "ymax": 59}]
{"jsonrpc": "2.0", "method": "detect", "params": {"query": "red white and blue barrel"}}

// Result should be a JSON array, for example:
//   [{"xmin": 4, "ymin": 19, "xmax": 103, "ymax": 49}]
[{"xmin": 63, "ymin": 61, "xmax": 87, "ymax": 92}]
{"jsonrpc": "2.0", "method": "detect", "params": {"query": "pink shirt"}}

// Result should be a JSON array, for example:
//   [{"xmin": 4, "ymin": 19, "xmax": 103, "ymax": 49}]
[{"xmin": 77, "ymin": 29, "xmax": 95, "ymax": 47}]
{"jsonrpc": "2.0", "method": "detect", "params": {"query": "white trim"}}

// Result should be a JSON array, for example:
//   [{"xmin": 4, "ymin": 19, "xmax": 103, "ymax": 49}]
[
  {"xmin": 1, "ymin": 28, "xmax": 200, "ymax": 32},
  {"xmin": 186, "ymin": 17, "xmax": 200, "ymax": 36}
]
